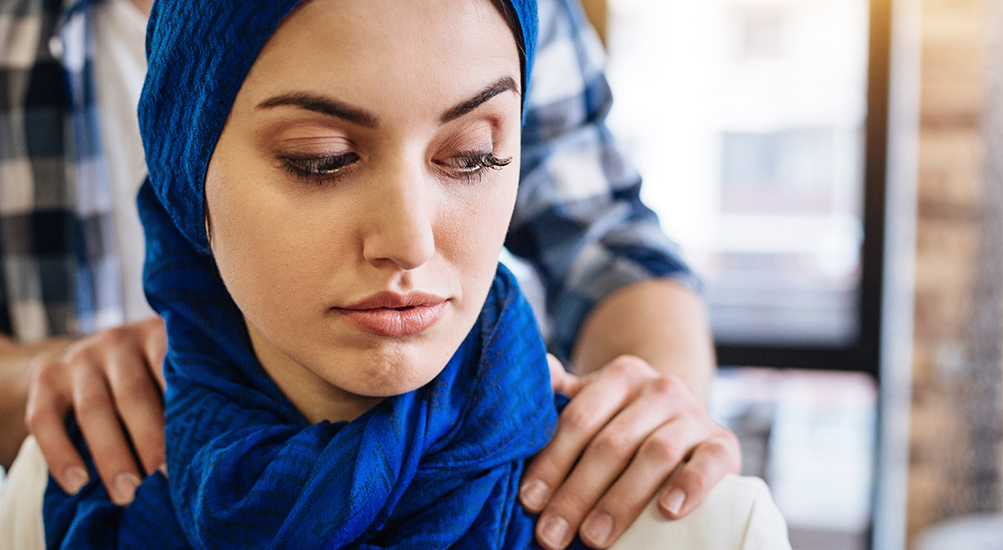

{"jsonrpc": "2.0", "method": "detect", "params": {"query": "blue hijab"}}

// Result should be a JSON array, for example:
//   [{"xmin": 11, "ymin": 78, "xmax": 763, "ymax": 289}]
[{"xmin": 43, "ymin": 1, "xmax": 586, "ymax": 548}]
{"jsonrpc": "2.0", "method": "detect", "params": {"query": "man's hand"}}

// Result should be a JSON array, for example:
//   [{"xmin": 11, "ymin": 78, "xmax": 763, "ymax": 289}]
[
  {"xmin": 523, "ymin": 354, "xmax": 741, "ymax": 550},
  {"xmin": 0, "ymin": 336, "xmax": 72, "ymax": 469},
  {"xmin": 25, "ymin": 316, "xmax": 167, "ymax": 506}
]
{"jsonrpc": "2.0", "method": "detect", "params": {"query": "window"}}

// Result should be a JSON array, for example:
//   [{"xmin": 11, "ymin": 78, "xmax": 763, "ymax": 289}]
[
  {"xmin": 606, "ymin": 0, "xmax": 891, "ymax": 546},
  {"xmin": 606, "ymin": 0, "xmax": 877, "ymax": 367}
]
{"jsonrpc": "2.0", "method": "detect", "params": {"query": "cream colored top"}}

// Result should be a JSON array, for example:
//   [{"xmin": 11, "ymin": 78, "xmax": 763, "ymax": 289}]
[
  {"xmin": 0, "ymin": 436, "xmax": 791, "ymax": 550},
  {"xmin": 609, "ymin": 474, "xmax": 792, "ymax": 549},
  {"xmin": 0, "ymin": 437, "xmax": 46, "ymax": 550}
]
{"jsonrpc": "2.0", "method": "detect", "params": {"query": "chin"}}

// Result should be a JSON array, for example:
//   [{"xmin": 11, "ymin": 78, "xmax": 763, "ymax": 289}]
[{"xmin": 338, "ymin": 349, "xmax": 451, "ymax": 398}]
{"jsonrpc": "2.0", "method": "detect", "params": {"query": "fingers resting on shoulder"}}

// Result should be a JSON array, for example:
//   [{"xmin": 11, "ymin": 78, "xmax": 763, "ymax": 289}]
[
  {"xmin": 25, "ymin": 316, "xmax": 168, "ymax": 506},
  {"xmin": 530, "ymin": 354, "xmax": 741, "ymax": 550},
  {"xmin": 21, "ymin": 321, "xmax": 738, "ymax": 537}
]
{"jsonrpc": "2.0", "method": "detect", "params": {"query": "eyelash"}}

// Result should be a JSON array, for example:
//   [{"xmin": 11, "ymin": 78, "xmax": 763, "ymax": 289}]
[
  {"xmin": 280, "ymin": 152, "xmax": 513, "ymax": 185},
  {"xmin": 280, "ymin": 153, "xmax": 359, "ymax": 185},
  {"xmin": 441, "ymin": 153, "xmax": 513, "ymax": 183}
]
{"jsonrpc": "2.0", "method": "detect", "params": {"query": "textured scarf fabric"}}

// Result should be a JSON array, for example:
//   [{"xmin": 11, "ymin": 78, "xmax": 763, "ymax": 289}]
[
  {"xmin": 45, "ymin": 256, "xmax": 564, "ymax": 549},
  {"xmin": 42, "ymin": 0, "xmax": 592, "ymax": 548}
]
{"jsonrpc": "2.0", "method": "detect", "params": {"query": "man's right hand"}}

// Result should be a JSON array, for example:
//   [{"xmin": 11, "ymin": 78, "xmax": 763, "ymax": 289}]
[{"xmin": 25, "ymin": 316, "xmax": 167, "ymax": 506}]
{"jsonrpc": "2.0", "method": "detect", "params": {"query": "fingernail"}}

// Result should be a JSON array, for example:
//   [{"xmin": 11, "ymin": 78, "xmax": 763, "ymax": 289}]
[
  {"xmin": 63, "ymin": 466, "xmax": 89, "ymax": 494},
  {"xmin": 158, "ymin": 463, "xmax": 168, "ymax": 477},
  {"xmin": 113, "ymin": 473, "xmax": 141, "ymax": 505},
  {"xmin": 662, "ymin": 488, "xmax": 686, "ymax": 516},
  {"xmin": 583, "ymin": 512, "xmax": 613, "ymax": 545},
  {"xmin": 519, "ymin": 479, "xmax": 549, "ymax": 510},
  {"xmin": 539, "ymin": 516, "xmax": 569, "ymax": 548}
]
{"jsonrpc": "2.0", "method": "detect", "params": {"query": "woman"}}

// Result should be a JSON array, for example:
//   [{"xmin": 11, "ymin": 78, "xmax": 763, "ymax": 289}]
[{"xmin": 4, "ymin": 0, "xmax": 790, "ymax": 548}]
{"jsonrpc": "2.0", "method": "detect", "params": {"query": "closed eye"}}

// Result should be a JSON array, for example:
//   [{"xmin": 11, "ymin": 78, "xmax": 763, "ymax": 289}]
[
  {"xmin": 281, "ymin": 152, "xmax": 360, "ymax": 184},
  {"xmin": 438, "ymin": 153, "xmax": 512, "ymax": 183}
]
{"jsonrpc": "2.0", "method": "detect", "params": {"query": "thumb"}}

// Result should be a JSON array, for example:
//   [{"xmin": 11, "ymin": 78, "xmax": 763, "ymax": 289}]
[{"xmin": 546, "ymin": 354, "xmax": 582, "ymax": 397}]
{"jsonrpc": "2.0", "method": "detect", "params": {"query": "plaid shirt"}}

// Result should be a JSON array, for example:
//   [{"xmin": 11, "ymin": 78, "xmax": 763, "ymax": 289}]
[
  {"xmin": 1, "ymin": 0, "xmax": 123, "ymax": 342},
  {"xmin": 0, "ymin": 0, "xmax": 695, "ymax": 359}
]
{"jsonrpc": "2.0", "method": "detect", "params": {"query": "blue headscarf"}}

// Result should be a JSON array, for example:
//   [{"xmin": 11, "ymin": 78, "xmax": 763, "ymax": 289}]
[
  {"xmin": 43, "ymin": 1, "xmax": 588, "ymax": 548},
  {"xmin": 140, "ymin": 0, "xmax": 537, "ymax": 254}
]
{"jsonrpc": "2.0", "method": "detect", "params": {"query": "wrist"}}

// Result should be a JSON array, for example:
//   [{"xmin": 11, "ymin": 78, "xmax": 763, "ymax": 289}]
[
  {"xmin": 570, "ymin": 279, "xmax": 715, "ymax": 401},
  {"xmin": 2, "ymin": 337, "xmax": 74, "ymax": 405},
  {"xmin": 0, "ymin": 337, "xmax": 65, "ymax": 467}
]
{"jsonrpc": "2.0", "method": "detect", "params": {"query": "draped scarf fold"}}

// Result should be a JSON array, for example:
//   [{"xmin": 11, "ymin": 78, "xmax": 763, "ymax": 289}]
[{"xmin": 42, "ymin": 1, "xmax": 592, "ymax": 548}]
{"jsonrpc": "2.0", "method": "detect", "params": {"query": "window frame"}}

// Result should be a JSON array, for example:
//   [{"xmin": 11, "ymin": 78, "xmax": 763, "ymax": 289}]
[{"xmin": 714, "ymin": 0, "xmax": 892, "ymax": 383}]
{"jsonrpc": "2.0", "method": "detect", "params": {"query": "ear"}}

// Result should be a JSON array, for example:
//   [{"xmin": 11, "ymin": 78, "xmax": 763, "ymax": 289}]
[{"xmin": 204, "ymin": 205, "xmax": 213, "ymax": 249}]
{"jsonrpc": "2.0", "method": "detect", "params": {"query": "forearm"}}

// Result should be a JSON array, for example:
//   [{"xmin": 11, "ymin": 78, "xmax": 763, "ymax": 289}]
[
  {"xmin": 570, "ymin": 279, "xmax": 715, "ymax": 403},
  {"xmin": 0, "ymin": 336, "xmax": 71, "ymax": 468}
]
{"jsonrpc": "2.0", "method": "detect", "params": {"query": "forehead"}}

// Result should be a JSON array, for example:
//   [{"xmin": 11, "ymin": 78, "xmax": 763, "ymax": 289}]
[{"xmin": 235, "ymin": 0, "xmax": 521, "ymax": 119}]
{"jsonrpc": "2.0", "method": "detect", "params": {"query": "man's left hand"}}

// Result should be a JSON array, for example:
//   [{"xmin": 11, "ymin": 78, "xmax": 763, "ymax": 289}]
[{"xmin": 523, "ymin": 354, "xmax": 741, "ymax": 550}]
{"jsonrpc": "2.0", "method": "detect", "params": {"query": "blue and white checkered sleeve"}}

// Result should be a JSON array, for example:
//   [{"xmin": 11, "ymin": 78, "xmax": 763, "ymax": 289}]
[{"xmin": 507, "ymin": 0, "xmax": 700, "ymax": 361}]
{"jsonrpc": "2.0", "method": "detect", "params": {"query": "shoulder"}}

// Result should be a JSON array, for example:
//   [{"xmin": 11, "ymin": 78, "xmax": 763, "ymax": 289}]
[
  {"xmin": 0, "ymin": 436, "xmax": 47, "ymax": 550},
  {"xmin": 610, "ymin": 475, "xmax": 793, "ymax": 550}
]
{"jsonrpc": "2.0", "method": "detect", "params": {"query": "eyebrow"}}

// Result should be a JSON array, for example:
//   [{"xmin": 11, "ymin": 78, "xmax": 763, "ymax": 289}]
[
  {"xmin": 255, "ymin": 76, "xmax": 519, "ymax": 128},
  {"xmin": 257, "ymin": 92, "xmax": 378, "ymax": 128},
  {"xmin": 440, "ymin": 76, "xmax": 519, "ymax": 123}
]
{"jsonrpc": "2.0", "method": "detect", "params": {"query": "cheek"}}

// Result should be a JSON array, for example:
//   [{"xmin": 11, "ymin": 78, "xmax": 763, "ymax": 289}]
[
  {"xmin": 441, "ymin": 170, "xmax": 519, "ymax": 289},
  {"xmin": 207, "ymin": 173, "xmax": 276, "ymax": 318},
  {"xmin": 205, "ymin": 157, "xmax": 335, "ymax": 324}
]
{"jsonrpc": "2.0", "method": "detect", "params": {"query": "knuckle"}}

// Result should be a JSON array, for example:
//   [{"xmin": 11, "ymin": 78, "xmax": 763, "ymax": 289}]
[
  {"xmin": 703, "ymin": 438, "xmax": 730, "ymax": 459},
  {"xmin": 74, "ymin": 386, "xmax": 110, "ymax": 413},
  {"xmin": 558, "ymin": 404, "xmax": 602, "ymax": 434},
  {"xmin": 706, "ymin": 434, "xmax": 742, "ymax": 467},
  {"xmin": 61, "ymin": 344, "xmax": 97, "ymax": 370},
  {"xmin": 683, "ymin": 468, "xmax": 713, "ymax": 495},
  {"xmin": 591, "ymin": 431, "xmax": 634, "ymax": 461},
  {"xmin": 549, "ymin": 490, "xmax": 592, "ymax": 519},
  {"xmin": 649, "ymin": 375, "xmax": 702, "ymax": 416},
  {"xmin": 32, "ymin": 359, "xmax": 64, "ymax": 387},
  {"xmin": 648, "ymin": 375, "xmax": 680, "ymax": 399},
  {"xmin": 99, "ymin": 326, "xmax": 131, "ymax": 346},
  {"xmin": 639, "ymin": 435, "xmax": 681, "ymax": 465},
  {"xmin": 526, "ymin": 445, "xmax": 564, "ymax": 481},
  {"xmin": 608, "ymin": 355, "xmax": 646, "ymax": 377},
  {"xmin": 24, "ymin": 404, "xmax": 55, "ymax": 432},
  {"xmin": 111, "ymin": 370, "xmax": 154, "ymax": 399}
]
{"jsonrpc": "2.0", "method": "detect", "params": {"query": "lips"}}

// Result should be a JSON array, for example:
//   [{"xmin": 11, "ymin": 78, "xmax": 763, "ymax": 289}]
[{"xmin": 336, "ymin": 291, "xmax": 447, "ymax": 337}]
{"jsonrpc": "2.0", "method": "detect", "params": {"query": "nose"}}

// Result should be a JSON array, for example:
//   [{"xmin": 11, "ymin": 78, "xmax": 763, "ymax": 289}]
[{"xmin": 362, "ymin": 161, "xmax": 436, "ymax": 271}]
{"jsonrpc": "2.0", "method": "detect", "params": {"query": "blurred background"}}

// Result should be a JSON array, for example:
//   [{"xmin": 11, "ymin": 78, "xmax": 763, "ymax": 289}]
[{"xmin": 575, "ymin": 0, "xmax": 1003, "ymax": 548}]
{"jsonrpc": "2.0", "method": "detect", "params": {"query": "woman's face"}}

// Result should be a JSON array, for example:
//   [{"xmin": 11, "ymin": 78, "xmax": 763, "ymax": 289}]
[{"xmin": 205, "ymin": 0, "xmax": 522, "ymax": 423}]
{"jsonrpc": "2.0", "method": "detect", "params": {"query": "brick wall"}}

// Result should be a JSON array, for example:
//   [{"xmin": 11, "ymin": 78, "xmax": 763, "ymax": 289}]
[{"xmin": 908, "ymin": 0, "xmax": 989, "ymax": 542}]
